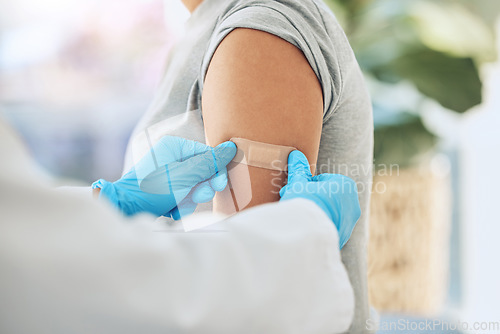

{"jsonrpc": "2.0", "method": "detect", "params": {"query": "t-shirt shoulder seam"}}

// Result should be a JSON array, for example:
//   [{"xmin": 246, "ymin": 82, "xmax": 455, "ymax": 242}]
[{"xmin": 198, "ymin": 1, "xmax": 344, "ymax": 122}]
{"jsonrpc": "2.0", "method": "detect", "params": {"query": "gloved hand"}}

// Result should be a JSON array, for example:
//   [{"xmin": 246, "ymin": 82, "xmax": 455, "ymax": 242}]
[
  {"xmin": 279, "ymin": 150, "xmax": 361, "ymax": 249},
  {"xmin": 92, "ymin": 136, "xmax": 236, "ymax": 219}
]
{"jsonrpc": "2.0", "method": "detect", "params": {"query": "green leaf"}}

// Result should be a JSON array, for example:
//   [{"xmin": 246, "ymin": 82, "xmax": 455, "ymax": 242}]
[
  {"xmin": 410, "ymin": 0, "xmax": 497, "ymax": 62},
  {"xmin": 374, "ymin": 113, "xmax": 438, "ymax": 168},
  {"xmin": 372, "ymin": 49, "xmax": 482, "ymax": 113}
]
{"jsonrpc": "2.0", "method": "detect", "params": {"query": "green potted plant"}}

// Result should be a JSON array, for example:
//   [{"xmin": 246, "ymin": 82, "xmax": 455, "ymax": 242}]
[{"xmin": 324, "ymin": 0, "xmax": 497, "ymax": 315}]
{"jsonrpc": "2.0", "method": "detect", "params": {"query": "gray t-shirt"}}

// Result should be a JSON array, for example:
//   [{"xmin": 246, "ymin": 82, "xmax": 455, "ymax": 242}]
[{"xmin": 124, "ymin": 0, "xmax": 374, "ymax": 332}]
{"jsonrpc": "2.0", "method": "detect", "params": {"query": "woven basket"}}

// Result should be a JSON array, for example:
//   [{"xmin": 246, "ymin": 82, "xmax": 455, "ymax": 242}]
[{"xmin": 367, "ymin": 160, "xmax": 452, "ymax": 315}]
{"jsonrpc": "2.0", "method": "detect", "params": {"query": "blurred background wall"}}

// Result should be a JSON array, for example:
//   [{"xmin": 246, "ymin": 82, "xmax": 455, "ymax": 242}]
[
  {"xmin": 1, "ymin": 0, "xmax": 499, "ymax": 332},
  {"xmin": 0, "ymin": 0, "xmax": 184, "ymax": 183}
]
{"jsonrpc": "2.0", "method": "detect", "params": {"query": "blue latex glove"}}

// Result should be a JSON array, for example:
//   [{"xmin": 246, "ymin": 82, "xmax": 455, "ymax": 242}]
[
  {"xmin": 92, "ymin": 136, "xmax": 236, "ymax": 219},
  {"xmin": 279, "ymin": 150, "xmax": 361, "ymax": 249}
]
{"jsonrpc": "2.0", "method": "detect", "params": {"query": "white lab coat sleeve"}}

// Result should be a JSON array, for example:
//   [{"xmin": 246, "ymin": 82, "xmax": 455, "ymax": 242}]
[
  {"xmin": 0, "ymin": 121, "xmax": 354, "ymax": 334},
  {"xmin": 56, "ymin": 186, "xmax": 93, "ymax": 198}
]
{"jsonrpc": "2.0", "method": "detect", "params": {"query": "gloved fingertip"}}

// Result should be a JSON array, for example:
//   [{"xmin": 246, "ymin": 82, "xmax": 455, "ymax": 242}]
[
  {"xmin": 209, "ymin": 169, "xmax": 228, "ymax": 192},
  {"xmin": 214, "ymin": 141, "xmax": 237, "ymax": 168},
  {"xmin": 192, "ymin": 183, "xmax": 216, "ymax": 203},
  {"xmin": 288, "ymin": 150, "xmax": 309, "ymax": 167},
  {"xmin": 217, "ymin": 140, "xmax": 237, "ymax": 150},
  {"xmin": 287, "ymin": 150, "xmax": 312, "ymax": 183}
]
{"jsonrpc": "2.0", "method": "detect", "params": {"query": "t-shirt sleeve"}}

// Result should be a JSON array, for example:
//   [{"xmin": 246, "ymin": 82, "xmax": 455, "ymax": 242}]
[{"xmin": 199, "ymin": 0, "xmax": 343, "ymax": 121}]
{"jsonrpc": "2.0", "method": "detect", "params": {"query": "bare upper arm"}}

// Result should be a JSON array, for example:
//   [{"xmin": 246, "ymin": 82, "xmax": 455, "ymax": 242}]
[{"xmin": 202, "ymin": 28, "xmax": 323, "ymax": 213}]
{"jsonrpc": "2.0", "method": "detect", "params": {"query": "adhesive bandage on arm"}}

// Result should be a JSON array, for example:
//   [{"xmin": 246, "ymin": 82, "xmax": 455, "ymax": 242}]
[
  {"xmin": 214, "ymin": 138, "xmax": 297, "ymax": 215},
  {"xmin": 230, "ymin": 138, "xmax": 296, "ymax": 172}
]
